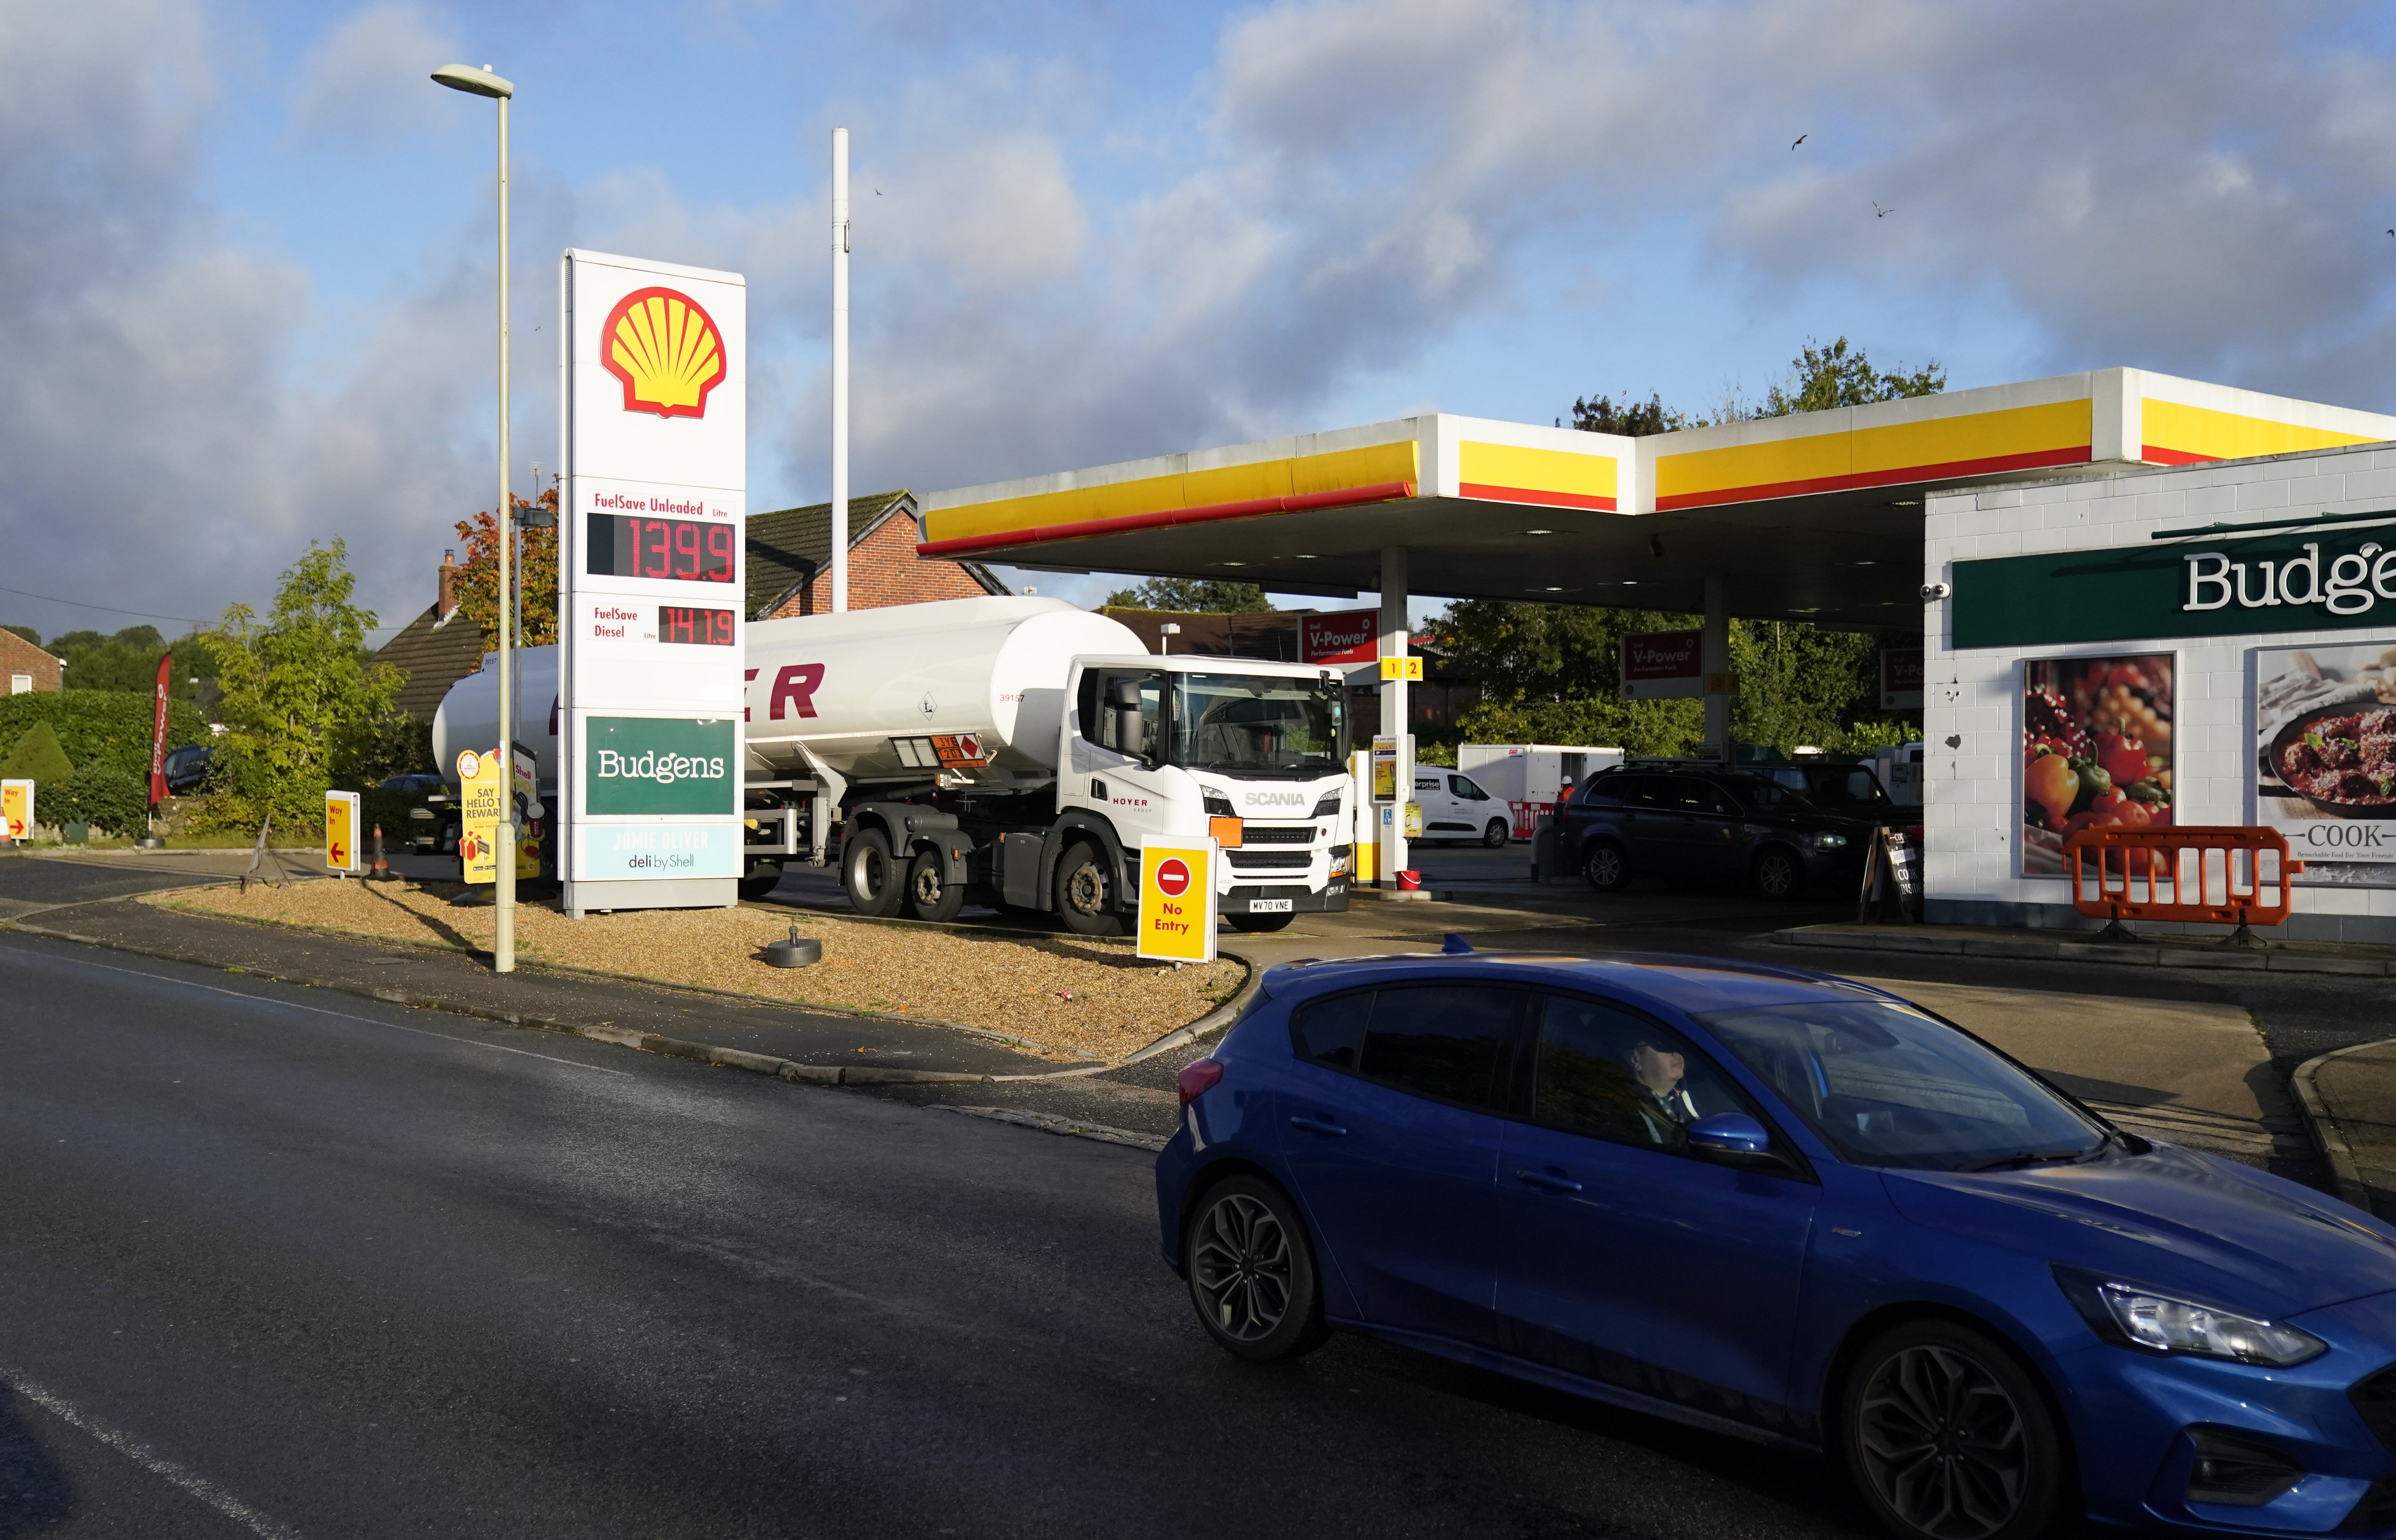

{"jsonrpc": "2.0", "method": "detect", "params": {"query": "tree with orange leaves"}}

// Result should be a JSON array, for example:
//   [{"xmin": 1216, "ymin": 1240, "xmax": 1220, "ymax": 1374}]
[{"xmin": 452, "ymin": 486, "xmax": 560, "ymax": 649}]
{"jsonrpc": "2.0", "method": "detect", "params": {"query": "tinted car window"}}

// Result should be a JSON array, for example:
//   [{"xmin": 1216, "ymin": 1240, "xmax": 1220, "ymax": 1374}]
[
  {"xmin": 1700, "ymin": 998, "xmax": 2106, "ymax": 1172},
  {"xmin": 1357, "ymin": 986, "xmax": 1524, "ymax": 1111},
  {"xmin": 1722, "ymin": 775, "xmax": 1817, "ymax": 816},
  {"xmin": 1584, "ymin": 774, "xmax": 1655, "ymax": 806},
  {"xmin": 1450, "ymin": 775, "xmax": 1486, "ymax": 801},
  {"xmin": 1291, "ymin": 991, "xmax": 1371, "ymax": 1070},
  {"xmin": 1533, "ymin": 995, "xmax": 1749, "ymax": 1150}
]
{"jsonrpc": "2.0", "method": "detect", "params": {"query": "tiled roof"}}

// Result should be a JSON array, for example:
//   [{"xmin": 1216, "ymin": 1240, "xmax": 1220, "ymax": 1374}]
[
  {"xmin": 746, "ymin": 490, "xmax": 915, "ymax": 620},
  {"xmin": 377, "ymin": 603, "xmax": 488, "ymax": 721}
]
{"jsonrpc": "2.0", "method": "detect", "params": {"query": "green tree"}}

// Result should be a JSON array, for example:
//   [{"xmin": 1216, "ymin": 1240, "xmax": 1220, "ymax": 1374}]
[
  {"xmin": 203, "ymin": 540, "xmax": 401, "ymax": 831},
  {"xmin": 47, "ymin": 624, "xmax": 225, "ymax": 704},
  {"xmin": 1101, "ymin": 578, "xmax": 1274, "ymax": 613},
  {"xmin": 1568, "ymin": 392, "xmax": 1684, "ymax": 436},
  {"xmin": 1759, "ymin": 335, "xmax": 1945, "ymax": 416}
]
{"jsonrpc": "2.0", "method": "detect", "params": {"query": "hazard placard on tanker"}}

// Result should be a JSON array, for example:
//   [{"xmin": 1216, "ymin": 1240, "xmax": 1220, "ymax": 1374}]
[{"xmin": 1138, "ymin": 839, "xmax": 1218, "ymax": 963}]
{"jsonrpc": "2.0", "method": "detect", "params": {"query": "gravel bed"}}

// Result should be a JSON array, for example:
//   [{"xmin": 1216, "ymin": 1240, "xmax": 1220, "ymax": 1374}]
[{"xmin": 153, "ymin": 880, "xmax": 1243, "ymax": 1063}]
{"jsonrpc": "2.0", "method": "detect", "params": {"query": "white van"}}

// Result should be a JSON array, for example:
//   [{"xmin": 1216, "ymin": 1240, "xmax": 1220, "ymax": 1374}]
[{"xmin": 1411, "ymin": 770, "xmax": 1512, "ymax": 847}]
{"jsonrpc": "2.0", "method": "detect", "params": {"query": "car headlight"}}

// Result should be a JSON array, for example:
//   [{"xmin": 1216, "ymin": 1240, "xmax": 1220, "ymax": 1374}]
[
  {"xmin": 1328, "ymin": 847, "xmax": 1351, "ymax": 876},
  {"xmin": 1814, "ymin": 832, "xmax": 1848, "ymax": 849},
  {"xmin": 2054, "ymin": 1267, "xmax": 2324, "ymax": 1366}
]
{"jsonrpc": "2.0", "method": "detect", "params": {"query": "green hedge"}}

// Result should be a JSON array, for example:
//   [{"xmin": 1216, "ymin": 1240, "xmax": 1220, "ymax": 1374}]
[
  {"xmin": 52, "ymin": 765, "xmax": 150, "ymax": 839},
  {"xmin": 0, "ymin": 691, "xmax": 207, "ymax": 776}
]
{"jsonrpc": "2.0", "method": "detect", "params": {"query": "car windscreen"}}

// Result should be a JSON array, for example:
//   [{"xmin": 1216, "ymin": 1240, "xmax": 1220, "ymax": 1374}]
[
  {"xmin": 1802, "ymin": 765, "xmax": 1893, "ymax": 812},
  {"xmin": 1166, "ymin": 673, "xmax": 1345, "ymax": 778},
  {"xmin": 1721, "ymin": 774, "xmax": 1820, "ymax": 815},
  {"xmin": 1696, "ymin": 998, "xmax": 2107, "ymax": 1172}
]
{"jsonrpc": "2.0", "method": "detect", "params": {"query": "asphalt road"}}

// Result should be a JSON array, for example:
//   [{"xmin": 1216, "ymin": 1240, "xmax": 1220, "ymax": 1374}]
[{"xmin": 0, "ymin": 928, "xmax": 1883, "ymax": 1540}]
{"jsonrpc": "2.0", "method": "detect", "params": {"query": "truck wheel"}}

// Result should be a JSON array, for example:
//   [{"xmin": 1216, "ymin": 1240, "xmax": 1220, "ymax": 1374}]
[
  {"xmin": 1226, "ymin": 912, "xmax": 1294, "ymax": 933},
  {"xmin": 843, "ymin": 828, "xmax": 905, "ymax": 917},
  {"xmin": 737, "ymin": 860, "xmax": 785, "ymax": 901},
  {"xmin": 1481, "ymin": 817, "xmax": 1510, "ymax": 848},
  {"xmin": 1054, "ymin": 841, "xmax": 1125, "ymax": 937},
  {"xmin": 906, "ymin": 848, "xmax": 966, "ymax": 924}
]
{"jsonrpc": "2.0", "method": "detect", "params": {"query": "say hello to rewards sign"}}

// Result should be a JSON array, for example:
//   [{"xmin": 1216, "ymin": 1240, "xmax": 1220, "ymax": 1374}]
[{"xmin": 560, "ymin": 250, "xmax": 746, "ymax": 906}]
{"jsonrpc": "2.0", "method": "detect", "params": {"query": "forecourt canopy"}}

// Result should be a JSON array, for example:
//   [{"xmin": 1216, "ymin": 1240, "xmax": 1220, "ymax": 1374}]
[{"xmin": 918, "ymin": 368, "xmax": 2396, "ymax": 627}]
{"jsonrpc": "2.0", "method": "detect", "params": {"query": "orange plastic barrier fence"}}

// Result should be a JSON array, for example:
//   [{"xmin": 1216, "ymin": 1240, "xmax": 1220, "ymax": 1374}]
[{"xmin": 2062, "ymin": 825, "xmax": 2304, "ymax": 931}]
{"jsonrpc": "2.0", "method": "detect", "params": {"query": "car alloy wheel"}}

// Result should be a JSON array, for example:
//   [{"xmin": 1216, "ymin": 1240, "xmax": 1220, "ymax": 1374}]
[
  {"xmin": 1847, "ymin": 1323, "xmax": 2064, "ymax": 1540},
  {"xmin": 1191, "ymin": 1193, "xmax": 1292, "ymax": 1343},
  {"xmin": 1755, "ymin": 847, "xmax": 1803, "ymax": 899},
  {"xmin": 1584, "ymin": 840, "xmax": 1630, "ymax": 891},
  {"xmin": 1483, "ymin": 817, "xmax": 1510, "ymax": 848},
  {"xmin": 1183, "ymin": 1175, "xmax": 1328, "ymax": 1363}
]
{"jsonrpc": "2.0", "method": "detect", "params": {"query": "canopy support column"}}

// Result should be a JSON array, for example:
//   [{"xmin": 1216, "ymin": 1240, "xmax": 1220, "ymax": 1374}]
[
  {"xmin": 1703, "ymin": 574, "xmax": 1732, "ymax": 762},
  {"xmin": 1379, "ymin": 545, "xmax": 1409, "ymax": 887}
]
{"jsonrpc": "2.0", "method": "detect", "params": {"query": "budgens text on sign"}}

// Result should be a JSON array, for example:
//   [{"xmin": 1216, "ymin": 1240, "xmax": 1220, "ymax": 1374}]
[
  {"xmin": 582, "ymin": 717, "xmax": 737, "ymax": 816},
  {"xmin": 1953, "ymin": 516, "xmax": 2396, "ymax": 648}
]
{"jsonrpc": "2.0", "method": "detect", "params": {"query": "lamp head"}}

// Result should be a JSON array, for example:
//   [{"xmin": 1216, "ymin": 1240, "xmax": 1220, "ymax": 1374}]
[{"xmin": 431, "ymin": 63, "xmax": 514, "ymax": 99}]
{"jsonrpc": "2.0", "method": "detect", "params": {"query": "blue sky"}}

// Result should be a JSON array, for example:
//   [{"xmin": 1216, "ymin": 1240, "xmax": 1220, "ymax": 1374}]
[{"xmin": 11, "ymin": 0, "xmax": 2396, "ymax": 638}]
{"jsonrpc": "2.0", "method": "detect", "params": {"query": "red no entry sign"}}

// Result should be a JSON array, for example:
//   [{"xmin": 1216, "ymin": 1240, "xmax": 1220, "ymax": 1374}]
[{"xmin": 1156, "ymin": 857, "xmax": 1191, "ymax": 897}]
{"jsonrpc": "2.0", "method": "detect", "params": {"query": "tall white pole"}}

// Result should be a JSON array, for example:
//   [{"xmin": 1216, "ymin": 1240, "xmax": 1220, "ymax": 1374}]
[
  {"xmin": 830, "ymin": 127, "xmax": 849, "ymax": 614},
  {"xmin": 494, "ymin": 89, "xmax": 515, "ymax": 972}
]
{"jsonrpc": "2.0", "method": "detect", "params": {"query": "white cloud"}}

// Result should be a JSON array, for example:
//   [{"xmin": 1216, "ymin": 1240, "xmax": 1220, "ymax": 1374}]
[{"xmin": 290, "ymin": 2, "xmax": 463, "ymax": 144}]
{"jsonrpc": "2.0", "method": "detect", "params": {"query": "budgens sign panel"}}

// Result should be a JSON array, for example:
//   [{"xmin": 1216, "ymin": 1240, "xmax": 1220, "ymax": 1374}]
[
  {"xmin": 559, "ymin": 250, "xmax": 746, "ymax": 908},
  {"xmin": 1954, "ymin": 515, "xmax": 2396, "ymax": 648}
]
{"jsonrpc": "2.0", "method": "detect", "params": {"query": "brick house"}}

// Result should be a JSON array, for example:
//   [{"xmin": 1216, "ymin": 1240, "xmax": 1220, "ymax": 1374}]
[
  {"xmin": 0, "ymin": 630, "xmax": 66, "ymax": 694},
  {"xmin": 747, "ymin": 490, "xmax": 1007, "ymax": 619},
  {"xmin": 376, "ymin": 551, "xmax": 493, "ymax": 722}
]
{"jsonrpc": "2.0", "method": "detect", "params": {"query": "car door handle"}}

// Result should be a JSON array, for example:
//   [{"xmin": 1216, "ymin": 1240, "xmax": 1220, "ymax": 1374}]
[
  {"xmin": 1288, "ymin": 1115, "xmax": 1348, "ymax": 1138},
  {"xmin": 1514, "ymin": 1167, "xmax": 1583, "ymax": 1194}
]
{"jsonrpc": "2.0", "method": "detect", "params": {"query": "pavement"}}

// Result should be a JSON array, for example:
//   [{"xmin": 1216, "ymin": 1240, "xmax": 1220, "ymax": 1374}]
[{"xmin": 0, "ymin": 928, "xmax": 1885, "ymax": 1540}]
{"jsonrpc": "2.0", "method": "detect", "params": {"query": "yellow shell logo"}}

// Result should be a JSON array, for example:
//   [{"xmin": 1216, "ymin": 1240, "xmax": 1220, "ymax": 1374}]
[{"xmin": 600, "ymin": 286, "xmax": 728, "ymax": 420}]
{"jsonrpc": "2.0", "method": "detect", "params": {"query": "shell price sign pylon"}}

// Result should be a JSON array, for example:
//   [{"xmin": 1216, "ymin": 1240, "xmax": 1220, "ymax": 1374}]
[{"xmin": 560, "ymin": 250, "xmax": 746, "ymax": 914}]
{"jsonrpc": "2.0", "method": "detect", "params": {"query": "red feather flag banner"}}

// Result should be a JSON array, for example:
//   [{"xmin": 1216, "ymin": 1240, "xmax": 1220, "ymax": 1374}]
[{"xmin": 148, "ymin": 653, "xmax": 172, "ymax": 808}]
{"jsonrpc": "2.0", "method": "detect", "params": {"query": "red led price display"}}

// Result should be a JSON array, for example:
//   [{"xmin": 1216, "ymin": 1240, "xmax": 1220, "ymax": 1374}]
[
  {"xmin": 658, "ymin": 606, "xmax": 735, "ymax": 646},
  {"xmin": 586, "ymin": 512, "xmax": 735, "ymax": 584}
]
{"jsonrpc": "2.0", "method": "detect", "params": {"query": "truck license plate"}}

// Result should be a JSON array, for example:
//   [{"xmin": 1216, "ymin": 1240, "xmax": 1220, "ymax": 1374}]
[{"xmin": 1249, "ymin": 898, "xmax": 1294, "ymax": 913}]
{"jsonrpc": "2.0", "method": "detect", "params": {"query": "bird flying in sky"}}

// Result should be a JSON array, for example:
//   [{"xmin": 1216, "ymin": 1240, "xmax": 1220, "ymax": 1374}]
[
  {"xmin": 1874, "ymin": 201, "xmax": 1895, "ymax": 218},
  {"xmin": 1792, "ymin": 133, "xmax": 1807, "ymax": 149}
]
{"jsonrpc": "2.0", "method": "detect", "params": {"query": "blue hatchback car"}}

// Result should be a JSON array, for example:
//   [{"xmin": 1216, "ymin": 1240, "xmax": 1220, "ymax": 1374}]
[{"xmin": 1155, "ymin": 950, "xmax": 2396, "ymax": 1540}]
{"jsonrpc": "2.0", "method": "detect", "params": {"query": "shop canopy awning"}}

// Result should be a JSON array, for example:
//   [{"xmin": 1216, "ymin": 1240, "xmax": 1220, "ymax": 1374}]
[{"xmin": 918, "ymin": 367, "xmax": 2396, "ymax": 628}]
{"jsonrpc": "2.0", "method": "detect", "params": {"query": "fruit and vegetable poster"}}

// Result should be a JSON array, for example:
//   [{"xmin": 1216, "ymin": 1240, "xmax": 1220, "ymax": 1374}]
[
  {"xmin": 2022, "ymin": 655, "xmax": 2174, "ymax": 876},
  {"xmin": 2254, "ymin": 641, "xmax": 2396, "ymax": 885}
]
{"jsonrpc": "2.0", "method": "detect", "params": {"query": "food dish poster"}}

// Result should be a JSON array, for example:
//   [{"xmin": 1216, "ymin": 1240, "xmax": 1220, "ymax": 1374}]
[
  {"xmin": 2021, "ymin": 654, "xmax": 2175, "ymax": 877},
  {"xmin": 2254, "ymin": 641, "xmax": 2396, "ymax": 885}
]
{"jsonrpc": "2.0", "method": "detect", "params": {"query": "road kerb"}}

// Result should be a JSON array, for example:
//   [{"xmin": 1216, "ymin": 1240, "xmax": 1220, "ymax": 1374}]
[
  {"xmin": 0, "ymin": 913, "xmax": 1247, "ymax": 1092},
  {"xmin": 2293, "ymin": 1043, "xmax": 2380, "ymax": 1213}
]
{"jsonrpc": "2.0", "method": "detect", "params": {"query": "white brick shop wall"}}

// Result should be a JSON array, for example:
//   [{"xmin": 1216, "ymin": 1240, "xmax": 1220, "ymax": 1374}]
[{"xmin": 1923, "ymin": 441, "xmax": 2396, "ymax": 943}]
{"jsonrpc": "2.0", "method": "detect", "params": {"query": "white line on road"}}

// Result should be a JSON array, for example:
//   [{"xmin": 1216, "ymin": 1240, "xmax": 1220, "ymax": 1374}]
[
  {"xmin": 13, "ymin": 949, "xmax": 633, "ymax": 1076},
  {"xmin": 2, "ymin": 1366, "xmax": 303, "ymax": 1540}
]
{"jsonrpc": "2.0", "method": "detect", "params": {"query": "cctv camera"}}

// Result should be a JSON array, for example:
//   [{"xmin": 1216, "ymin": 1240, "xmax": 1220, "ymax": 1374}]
[{"xmin": 1921, "ymin": 582, "xmax": 1952, "ymax": 601}]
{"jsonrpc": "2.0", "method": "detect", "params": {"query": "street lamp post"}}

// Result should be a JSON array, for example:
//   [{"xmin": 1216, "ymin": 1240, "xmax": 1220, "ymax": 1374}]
[{"xmin": 432, "ymin": 61, "xmax": 517, "ymax": 972}]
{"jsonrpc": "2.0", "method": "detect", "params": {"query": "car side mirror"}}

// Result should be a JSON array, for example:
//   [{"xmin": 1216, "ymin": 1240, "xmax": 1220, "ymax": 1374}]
[{"xmin": 1688, "ymin": 1111, "xmax": 1793, "ymax": 1172}]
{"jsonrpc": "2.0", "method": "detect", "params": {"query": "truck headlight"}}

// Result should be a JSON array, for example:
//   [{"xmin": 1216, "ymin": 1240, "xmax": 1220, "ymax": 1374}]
[
  {"xmin": 2054, "ymin": 1268, "xmax": 2324, "ymax": 1366},
  {"xmin": 1814, "ymin": 832, "xmax": 1848, "ymax": 849},
  {"xmin": 1328, "ymin": 846, "xmax": 1351, "ymax": 876}
]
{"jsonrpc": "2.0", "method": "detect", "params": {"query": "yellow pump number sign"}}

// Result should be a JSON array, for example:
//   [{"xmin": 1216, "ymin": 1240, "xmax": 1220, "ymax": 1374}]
[{"xmin": 1138, "ymin": 839, "xmax": 1218, "ymax": 963}]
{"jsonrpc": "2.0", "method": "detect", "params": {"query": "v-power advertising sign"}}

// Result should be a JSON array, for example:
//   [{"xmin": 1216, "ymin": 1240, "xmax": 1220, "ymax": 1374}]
[{"xmin": 560, "ymin": 250, "xmax": 747, "ymax": 910}]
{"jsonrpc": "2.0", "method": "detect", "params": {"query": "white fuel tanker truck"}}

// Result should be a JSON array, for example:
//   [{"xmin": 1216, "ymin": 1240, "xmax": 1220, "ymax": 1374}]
[{"xmin": 434, "ymin": 595, "xmax": 1353, "ymax": 933}]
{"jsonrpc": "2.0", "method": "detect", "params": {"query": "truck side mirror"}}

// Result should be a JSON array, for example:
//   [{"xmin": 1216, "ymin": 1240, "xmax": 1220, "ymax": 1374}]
[{"xmin": 1107, "ymin": 678, "xmax": 1147, "ymax": 758}]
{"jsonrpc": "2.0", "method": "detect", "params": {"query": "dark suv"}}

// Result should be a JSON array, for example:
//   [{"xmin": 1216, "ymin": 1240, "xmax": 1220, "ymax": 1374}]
[{"xmin": 1559, "ymin": 765, "xmax": 1873, "ymax": 898}]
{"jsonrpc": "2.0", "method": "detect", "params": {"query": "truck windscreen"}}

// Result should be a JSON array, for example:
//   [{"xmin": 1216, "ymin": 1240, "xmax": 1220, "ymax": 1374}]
[{"xmin": 1166, "ymin": 674, "xmax": 1345, "ymax": 779}]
